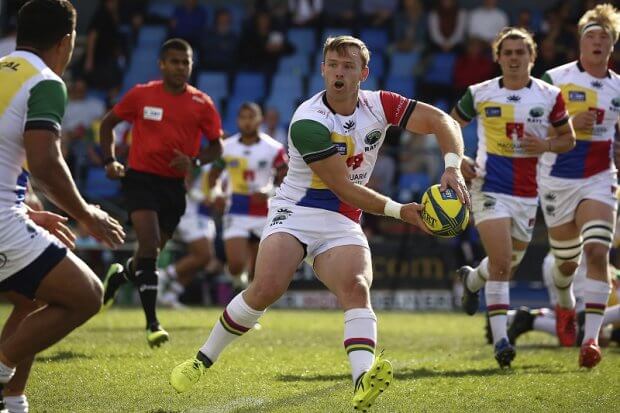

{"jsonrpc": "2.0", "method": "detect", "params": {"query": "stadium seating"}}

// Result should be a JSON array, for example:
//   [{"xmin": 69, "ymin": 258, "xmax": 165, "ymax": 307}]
[
  {"xmin": 232, "ymin": 72, "xmax": 266, "ymax": 102},
  {"xmin": 389, "ymin": 51, "xmax": 420, "ymax": 77},
  {"xmin": 424, "ymin": 52, "xmax": 457, "ymax": 85},
  {"xmin": 360, "ymin": 28, "xmax": 389, "ymax": 52},
  {"xmin": 307, "ymin": 74, "xmax": 324, "ymax": 96},
  {"xmin": 287, "ymin": 28, "xmax": 317, "ymax": 55},
  {"xmin": 277, "ymin": 54, "xmax": 310, "ymax": 76},
  {"xmin": 321, "ymin": 27, "xmax": 353, "ymax": 44},
  {"xmin": 196, "ymin": 71, "xmax": 229, "ymax": 103},
  {"xmin": 84, "ymin": 167, "xmax": 121, "ymax": 200},
  {"xmin": 136, "ymin": 25, "xmax": 168, "ymax": 49},
  {"xmin": 270, "ymin": 74, "xmax": 304, "ymax": 101},
  {"xmin": 147, "ymin": 1, "xmax": 176, "ymax": 20},
  {"xmin": 384, "ymin": 75, "xmax": 416, "ymax": 98},
  {"xmin": 368, "ymin": 52, "xmax": 385, "ymax": 79},
  {"xmin": 264, "ymin": 93, "xmax": 297, "ymax": 127},
  {"xmin": 397, "ymin": 172, "xmax": 430, "ymax": 203}
]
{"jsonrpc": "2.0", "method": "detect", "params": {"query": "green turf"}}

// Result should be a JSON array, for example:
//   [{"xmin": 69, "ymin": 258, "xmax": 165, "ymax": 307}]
[{"xmin": 3, "ymin": 305, "xmax": 618, "ymax": 412}]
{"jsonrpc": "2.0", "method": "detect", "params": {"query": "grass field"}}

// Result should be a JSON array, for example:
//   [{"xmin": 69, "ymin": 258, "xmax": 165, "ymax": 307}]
[{"xmin": 4, "ymin": 305, "xmax": 618, "ymax": 412}]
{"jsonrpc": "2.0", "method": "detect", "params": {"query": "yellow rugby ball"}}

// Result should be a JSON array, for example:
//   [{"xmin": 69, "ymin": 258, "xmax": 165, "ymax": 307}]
[{"xmin": 421, "ymin": 184, "xmax": 469, "ymax": 238}]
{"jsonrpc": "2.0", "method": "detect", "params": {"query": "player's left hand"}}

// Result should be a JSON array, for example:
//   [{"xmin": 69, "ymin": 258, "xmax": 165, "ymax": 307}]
[
  {"xmin": 440, "ymin": 167, "xmax": 470, "ymax": 209},
  {"xmin": 522, "ymin": 133, "xmax": 548, "ymax": 155},
  {"xmin": 28, "ymin": 210, "xmax": 76, "ymax": 249},
  {"xmin": 170, "ymin": 149, "xmax": 193, "ymax": 172}
]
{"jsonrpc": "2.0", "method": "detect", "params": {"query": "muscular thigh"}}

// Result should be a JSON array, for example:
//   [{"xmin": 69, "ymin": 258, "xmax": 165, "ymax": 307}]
[{"xmin": 313, "ymin": 245, "xmax": 373, "ymax": 295}]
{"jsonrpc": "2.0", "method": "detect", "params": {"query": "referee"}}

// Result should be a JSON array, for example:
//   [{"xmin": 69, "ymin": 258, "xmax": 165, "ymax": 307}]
[{"xmin": 99, "ymin": 38, "xmax": 223, "ymax": 347}]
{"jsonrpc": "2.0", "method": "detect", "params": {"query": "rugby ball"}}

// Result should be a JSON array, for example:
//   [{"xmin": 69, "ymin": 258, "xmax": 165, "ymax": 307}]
[{"xmin": 421, "ymin": 184, "xmax": 469, "ymax": 238}]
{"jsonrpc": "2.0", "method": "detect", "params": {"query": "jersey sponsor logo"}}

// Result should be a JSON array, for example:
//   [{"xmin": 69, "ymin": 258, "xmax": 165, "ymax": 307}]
[
  {"xmin": 364, "ymin": 130, "xmax": 381, "ymax": 146},
  {"xmin": 610, "ymin": 97, "xmax": 620, "ymax": 113},
  {"xmin": 506, "ymin": 122, "xmax": 524, "ymax": 140},
  {"xmin": 568, "ymin": 91, "xmax": 586, "ymax": 101},
  {"xmin": 258, "ymin": 160, "xmax": 268, "ymax": 169},
  {"xmin": 270, "ymin": 208, "xmax": 293, "ymax": 226},
  {"xmin": 545, "ymin": 204, "xmax": 556, "ymax": 217},
  {"xmin": 590, "ymin": 80, "xmax": 603, "ymax": 89},
  {"xmin": 143, "ymin": 106, "xmax": 163, "ymax": 121},
  {"xmin": 482, "ymin": 196, "xmax": 496, "ymax": 210},
  {"xmin": 346, "ymin": 153, "xmax": 364, "ymax": 170},
  {"xmin": 343, "ymin": 120, "xmax": 356, "ymax": 132},
  {"xmin": 507, "ymin": 94, "xmax": 521, "ymax": 102},
  {"xmin": 484, "ymin": 107, "xmax": 501, "ymax": 117},
  {"xmin": 529, "ymin": 107, "xmax": 544, "ymax": 118},
  {"xmin": 335, "ymin": 142, "xmax": 347, "ymax": 155},
  {"xmin": 228, "ymin": 159, "xmax": 240, "ymax": 168},
  {"xmin": 0, "ymin": 61, "xmax": 20, "ymax": 71},
  {"xmin": 588, "ymin": 107, "xmax": 605, "ymax": 124}
]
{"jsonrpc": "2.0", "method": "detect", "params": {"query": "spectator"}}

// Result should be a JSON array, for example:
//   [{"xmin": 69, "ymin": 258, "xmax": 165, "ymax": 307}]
[
  {"xmin": 170, "ymin": 0, "xmax": 208, "ymax": 50},
  {"xmin": 392, "ymin": 0, "xmax": 427, "ymax": 53},
  {"xmin": 467, "ymin": 0, "xmax": 509, "ymax": 43},
  {"xmin": 201, "ymin": 8, "xmax": 239, "ymax": 73},
  {"xmin": 361, "ymin": 0, "xmax": 398, "ymax": 28},
  {"xmin": 62, "ymin": 79, "xmax": 106, "ymax": 190},
  {"xmin": 288, "ymin": 0, "xmax": 323, "ymax": 27},
  {"xmin": 514, "ymin": 9, "xmax": 538, "ymax": 34},
  {"xmin": 368, "ymin": 147, "xmax": 396, "ymax": 197},
  {"xmin": 238, "ymin": 11, "xmax": 295, "ymax": 73},
  {"xmin": 118, "ymin": 0, "xmax": 149, "ymax": 44},
  {"xmin": 83, "ymin": 0, "xmax": 126, "ymax": 92},
  {"xmin": 539, "ymin": 5, "xmax": 578, "ymax": 60},
  {"xmin": 323, "ymin": 0, "xmax": 358, "ymax": 29},
  {"xmin": 427, "ymin": 0, "xmax": 467, "ymax": 53},
  {"xmin": 260, "ymin": 107, "xmax": 288, "ymax": 148},
  {"xmin": 453, "ymin": 38, "xmax": 495, "ymax": 96}
]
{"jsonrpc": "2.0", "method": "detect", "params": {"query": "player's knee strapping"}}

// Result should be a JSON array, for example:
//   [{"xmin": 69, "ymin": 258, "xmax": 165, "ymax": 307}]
[
  {"xmin": 549, "ymin": 236, "xmax": 583, "ymax": 267},
  {"xmin": 581, "ymin": 220, "xmax": 614, "ymax": 249}
]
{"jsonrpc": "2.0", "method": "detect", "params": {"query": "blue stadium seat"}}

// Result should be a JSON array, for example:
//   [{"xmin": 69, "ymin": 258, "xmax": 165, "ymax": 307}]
[
  {"xmin": 322, "ymin": 28, "xmax": 353, "ymax": 44},
  {"xmin": 463, "ymin": 119, "xmax": 478, "ymax": 158},
  {"xmin": 287, "ymin": 28, "xmax": 316, "ymax": 55},
  {"xmin": 424, "ymin": 52, "xmax": 456, "ymax": 85},
  {"xmin": 389, "ymin": 51, "xmax": 420, "ymax": 77},
  {"xmin": 278, "ymin": 54, "xmax": 310, "ymax": 76},
  {"xmin": 147, "ymin": 2, "xmax": 175, "ymax": 20},
  {"xmin": 361, "ymin": 76, "xmax": 378, "ymax": 91},
  {"xmin": 264, "ymin": 94, "xmax": 296, "ymax": 127},
  {"xmin": 360, "ymin": 28, "xmax": 389, "ymax": 52},
  {"xmin": 307, "ymin": 74, "xmax": 325, "ymax": 96},
  {"xmin": 196, "ymin": 71, "xmax": 228, "ymax": 102},
  {"xmin": 121, "ymin": 49, "xmax": 160, "ymax": 95},
  {"xmin": 270, "ymin": 74, "xmax": 304, "ymax": 101},
  {"xmin": 232, "ymin": 72, "xmax": 266, "ymax": 101},
  {"xmin": 384, "ymin": 76, "xmax": 416, "ymax": 98},
  {"xmin": 223, "ymin": 97, "xmax": 246, "ymax": 134},
  {"xmin": 368, "ymin": 52, "xmax": 385, "ymax": 78},
  {"xmin": 397, "ymin": 172, "xmax": 430, "ymax": 203},
  {"xmin": 137, "ymin": 26, "xmax": 168, "ymax": 48}
]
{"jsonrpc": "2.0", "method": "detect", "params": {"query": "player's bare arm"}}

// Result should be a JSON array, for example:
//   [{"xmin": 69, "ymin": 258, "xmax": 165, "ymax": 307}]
[
  {"xmin": 521, "ymin": 121, "xmax": 576, "ymax": 155},
  {"xmin": 308, "ymin": 154, "xmax": 430, "ymax": 233},
  {"xmin": 99, "ymin": 110, "xmax": 126, "ymax": 179},
  {"xmin": 406, "ymin": 102, "xmax": 470, "ymax": 207},
  {"xmin": 24, "ymin": 129, "xmax": 125, "ymax": 248},
  {"xmin": 24, "ymin": 205, "xmax": 76, "ymax": 249}
]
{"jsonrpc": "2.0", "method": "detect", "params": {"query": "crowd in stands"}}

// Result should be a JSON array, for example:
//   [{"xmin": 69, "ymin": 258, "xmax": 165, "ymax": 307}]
[{"xmin": 1, "ymin": 0, "xmax": 619, "ymax": 239}]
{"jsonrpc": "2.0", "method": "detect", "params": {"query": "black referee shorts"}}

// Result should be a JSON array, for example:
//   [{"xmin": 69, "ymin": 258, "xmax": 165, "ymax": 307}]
[{"xmin": 121, "ymin": 169, "xmax": 186, "ymax": 235}]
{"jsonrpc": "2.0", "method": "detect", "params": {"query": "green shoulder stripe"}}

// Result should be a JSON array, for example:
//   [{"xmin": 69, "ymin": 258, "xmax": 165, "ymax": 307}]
[
  {"xmin": 290, "ymin": 119, "xmax": 337, "ymax": 163},
  {"xmin": 455, "ymin": 87, "xmax": 475, "ymax": 121},
  {"xmin": 26, "ymin": 79, "xmax": 67, "ymax": 131},
  {"xmin": 540, "ymin": 72, "xmax": 553, "ymax": 85},
  {"xmin": 212, "ymin": 158, "xmax": 226, "ymax": 169}
]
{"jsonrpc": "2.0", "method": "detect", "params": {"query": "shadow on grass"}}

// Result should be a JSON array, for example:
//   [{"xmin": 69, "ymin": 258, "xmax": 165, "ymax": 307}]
[
  {"xmin": 276, "ymin": 363, "xmax": 572, "ymax": 383},
  {"xmin": 35, "ymin": 351, "xmax": 92, "ymax": 363},
  {"xmin": 87, "ymin": 325, "xmax": 202, "ymax": 333},
  {"xmin": 232, "ymin": 383, "xmax": 344, "ymax": 413}
]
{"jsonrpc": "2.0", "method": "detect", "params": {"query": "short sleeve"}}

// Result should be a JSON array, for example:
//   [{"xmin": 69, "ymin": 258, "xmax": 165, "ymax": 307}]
[
  {"xmin": 113, "ymin": 86, "xmax": 141, "ymax": 121},
  {"xmin": 540, "ymin": 72, "xmax": 553, "ymax": 85},
  {"xmin": 26, "ymin": 79, "xmax": 67, "ymax": 134},
  {"xmin": 200, "ymin": 96, "xmax": 223, "ymax": 141},
  {"xmin": 549, "ymin": 92, "xmax": 569, "ymax": 127},
  {"xmin": 455, "ymin": 87, "xmax": 476, "ymax": 122},
  {"xmin": 272, "ymin": 146, "xmax": 288, "ymax": 168},
  {"xmin": 290, "ymin": 119, "xmax": 337, "ymax": 164},
  {"xmin": 379, "ymin": 91, "xmax": 417, "ymax": 127}
]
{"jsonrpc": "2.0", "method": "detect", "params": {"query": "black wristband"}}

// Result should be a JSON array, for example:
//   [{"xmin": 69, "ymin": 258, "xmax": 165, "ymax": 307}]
[{"xmin": 103, "ymin": 157, "xmax": 116, "ymax": 166}]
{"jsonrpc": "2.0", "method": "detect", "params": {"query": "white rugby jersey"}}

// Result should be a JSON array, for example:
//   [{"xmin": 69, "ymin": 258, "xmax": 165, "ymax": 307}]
[
  {"xmin": 276, "ymin": 90, "xmax": 416, "ymax": 222},
  {"xmin": 540, "ymin": 61, "xmax": 620, "ymax": 179},
  {"xmin": 455, "ymin": 77, "xmax": 568, "ymax": 197},
  {"xmin": 215, "ymin": 132, "xmax": 286, "ymax": 216},
  {"xmin": 0, "ymin": 50, "xmax": 67, "ymax": 209}
]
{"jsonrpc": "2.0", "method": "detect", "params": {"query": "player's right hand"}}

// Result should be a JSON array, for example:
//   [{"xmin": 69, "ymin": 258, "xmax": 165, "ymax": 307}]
[
  {"xmin": 81, "ymin": 205, "xmax": 125, "ymax": 249},
  {"xmin": 400, "ymin": 202, "xmax": 432, "ymax": 234},
  {"xmin": 105, "ymin": 161, "xmax": 126, "ymax": 179},
  {"xmin": 460, "ymin": 156, "xmax": 478, "ymax": 181},
  {"xmin": 571, "ymin": 111, "xmax": 596, "ymax": 130}
]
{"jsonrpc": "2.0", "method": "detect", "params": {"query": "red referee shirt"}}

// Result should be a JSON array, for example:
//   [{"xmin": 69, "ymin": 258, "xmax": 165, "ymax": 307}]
[{"xmin": 113, "ymin": 80, "xmax": 222, "ymax": 178}]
